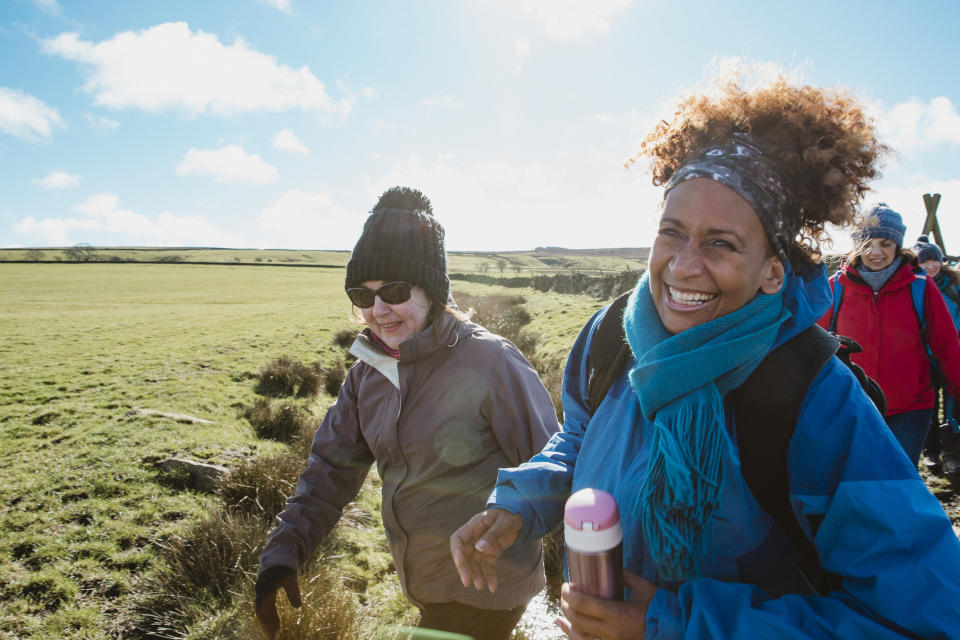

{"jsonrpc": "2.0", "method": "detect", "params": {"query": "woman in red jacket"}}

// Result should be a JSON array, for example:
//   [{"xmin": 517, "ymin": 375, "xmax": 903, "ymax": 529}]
[{"xmin": 819, "ymin": 204, "xmax": 960, "ymax": 466}]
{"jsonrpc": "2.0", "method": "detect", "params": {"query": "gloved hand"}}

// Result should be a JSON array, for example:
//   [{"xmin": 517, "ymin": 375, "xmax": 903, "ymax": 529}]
[{"xmin": 255, "ymin": 566, "xmax": 301, "ymax": 638}]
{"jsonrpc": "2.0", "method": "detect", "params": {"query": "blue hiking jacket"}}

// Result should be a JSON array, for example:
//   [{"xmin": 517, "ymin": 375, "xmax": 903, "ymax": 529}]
[
  {"xmin": 488, "ymin": 264, "xmax": 960, "ymax": 639},
  {"xmin": 933, "ymin": 272, "xmax": 960, "ymax": 331}
]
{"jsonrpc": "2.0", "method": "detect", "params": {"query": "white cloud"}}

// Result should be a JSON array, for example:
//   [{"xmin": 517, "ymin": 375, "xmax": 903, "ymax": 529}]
[
  {"xmin": 34, "ymin": 171, "xmax": 81, "ymax": 191},
  {"xmin": 31, "ymin": 0, "xmax": 61, "ymax": 16},
  {"xmin": 515, "ymin": 37, "xmax": 530, "ymax": 57},
  {"xmin": 520, "ymin": 0, "xmax": 633, "ymax": 38},
  {"xmin": 419, "ymin": 96, "xmax": 462, "ymax": 109},
  {"xmin": 0, "ymin": 87, "xmax": 65, "ymax": 140},
  {"xmin": 272, "ymin": 129, "xmax": 310, "ymax": 156},
  {"xmin": 15, "ymin": 216, "xmax": 98, "ymax": 245},
  {"xmin": 865, "ymin": 178, "xmax": 960, "ymax": 248},
  {"xmin": 257, "ymin": 189, "xmax": 363, "ymax": 249},
  {"xmin": 176, "ymin": 144, "xmax": 279, "ymax": 183},
  {"xmin": 15, "ymin": 192, "xmax": 243, "ymax": 246},
  {"xmin": 259, "ymin": 0, "xmax": 292, "ymax": 13},
  {"xmin": 877, "ymin": 96, "xmax": 960, "ymax": 155},
  {"xmin": 367, "ymin": 155, "xmax": 659, "ymax": 251},
  {"xmin": 84, "ymin": 113, "xmax": 120, "ymax": 133},
  {"xmin": 42, "ymin": 22, "xmax": 350, "ymax": 118}
]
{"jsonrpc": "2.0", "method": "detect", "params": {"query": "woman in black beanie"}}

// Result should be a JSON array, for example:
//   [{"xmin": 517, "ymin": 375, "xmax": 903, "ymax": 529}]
[{"xmin": 255, "ymin": 186, "xmax": 559, "ymax": 639}]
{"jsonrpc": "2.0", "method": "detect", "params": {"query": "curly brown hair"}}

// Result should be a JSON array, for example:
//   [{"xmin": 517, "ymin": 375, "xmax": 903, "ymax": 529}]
[{"xmin": 632, "ymin": 72, "xmax": 888, "ymax": 266}]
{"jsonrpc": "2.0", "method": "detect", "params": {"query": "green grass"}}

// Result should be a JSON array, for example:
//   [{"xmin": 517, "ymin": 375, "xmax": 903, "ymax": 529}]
[
  {"xmin": 0, "ymin": 263, "xmax": 362, "ymax": 638},
  {"xmin": 0, "ymin": 262, "xmax": 599, "ymax": 639}
]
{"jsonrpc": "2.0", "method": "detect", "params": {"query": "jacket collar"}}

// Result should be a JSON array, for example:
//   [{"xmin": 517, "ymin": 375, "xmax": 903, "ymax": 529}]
[
  {"xmin": 356, "ymin": 310, "xmax": 479, "ymax": 364},
  {"xmin": 844, "ymin": 259, "xmax": 919, "ymax": 291}
]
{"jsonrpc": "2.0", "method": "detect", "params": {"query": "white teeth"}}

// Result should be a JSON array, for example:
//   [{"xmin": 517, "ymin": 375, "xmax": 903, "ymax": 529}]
[{"xmin": 668, "ymin": 286, "xmax": 715, "ymax": 303}]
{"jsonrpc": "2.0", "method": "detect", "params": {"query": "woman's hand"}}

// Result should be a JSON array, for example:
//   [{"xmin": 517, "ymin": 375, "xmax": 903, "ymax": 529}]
[
  {"xmin": 556, "ymin": 569, "xmax": 658, "ymax": 640},
  {"xmin": 449, "ymin": 507, "xmax": 523, "ymax": 593},
  {"xmin": 254, "ymin": 567, "xmax": 302, "ymax": 638}
]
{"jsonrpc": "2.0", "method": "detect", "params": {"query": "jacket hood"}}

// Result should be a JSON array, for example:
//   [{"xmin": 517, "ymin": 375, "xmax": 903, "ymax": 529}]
[{"xmin": 772, "ymin": 261, "xmax": 833, "ymax": 350}]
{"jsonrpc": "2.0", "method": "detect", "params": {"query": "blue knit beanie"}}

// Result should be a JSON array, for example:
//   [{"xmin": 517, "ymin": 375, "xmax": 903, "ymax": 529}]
[
  {"xmin": 913, "ymin": 235, "xmax": 944, "ymax": 263},
  {"xmin": 854, "ymin": 203, "xmax": 906, "ymax": 248}
]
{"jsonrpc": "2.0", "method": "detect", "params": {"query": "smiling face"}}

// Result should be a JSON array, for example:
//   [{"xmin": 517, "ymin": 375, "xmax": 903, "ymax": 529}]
[
  {"xmin": 359, "ymin": 280, "xmax": 432, "ymax": 349},
  {"xmin": 648, "ymin": 178, "xmax": 785, "ymax": 335},
  {"xmin": 920, "ymin": 259, "xmax": 942, "ymax": 278},
  {"xmin": 858, "ymin": 238, "xmax": 898, "ymax": 271}
]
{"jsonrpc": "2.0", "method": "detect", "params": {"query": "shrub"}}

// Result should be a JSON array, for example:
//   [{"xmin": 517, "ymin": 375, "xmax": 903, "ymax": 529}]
[
  {"xmin": 254, "ymin": 357, "xmax": 324, "ymax": 398},
  {"xmin": 533, "ymin": 355, "xmax": 565, "ymax": 422},
  {"xmin": 243, "ymin": 399, "xmax": 317, "ymax": 443},
  {"xmin": 130, "ymin": 508, "xmax": 269, "ymax": 637},
  {"xmin": 332, "ymin": 328, "xmax": 357, "ymax": 349},
  {"xmin": 324, "ymin": 356, "xmax": 347, "ymax": 397},
  {"xmin": 219, "ymin": 450, "xmax": 305, "ymax": 520},
  {"xmin": 453, "ymin": 291, "xmax": 537, "ymax": 356}
]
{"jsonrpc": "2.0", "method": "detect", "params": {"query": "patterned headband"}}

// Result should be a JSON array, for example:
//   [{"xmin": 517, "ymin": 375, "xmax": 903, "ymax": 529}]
[{"xmin": 663, "ymin": 135, "xmax": 800, "ymax": 265}]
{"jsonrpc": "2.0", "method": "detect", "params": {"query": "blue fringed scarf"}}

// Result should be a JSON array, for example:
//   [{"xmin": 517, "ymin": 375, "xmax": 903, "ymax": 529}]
[{"xmin": 624, "ymin": 272, "xmax": 792, "ymax": 582}]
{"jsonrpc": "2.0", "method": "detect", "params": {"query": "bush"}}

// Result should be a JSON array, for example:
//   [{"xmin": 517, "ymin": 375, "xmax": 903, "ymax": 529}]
[
  {"xmin": 243, "ymin": 399, "xmax": 317, "ymax": 443},
  {"xmin": 324, "ymin": 356, "xmax": 347, "ymax": 397},
  {"xmin": 332, "ymin": 328, "xmax": 357, "ymax": 349},
  {"xmin": 532, "ymin": 355, "xmax": 565, "ymax": 422},
  {"xmin": 453, "ymin": 291, "xmax": 537, "ymax": 356},
  {"xmin": 254, "ymin": 357, "xmax": 324, "ymax": 397},
  {"xmin": 219, "ymin": 450, "xmax": 305, "ymax": 520},
  {"xmin": 130, "ymin": 508, "xmax": 268, "ymax": 637}
]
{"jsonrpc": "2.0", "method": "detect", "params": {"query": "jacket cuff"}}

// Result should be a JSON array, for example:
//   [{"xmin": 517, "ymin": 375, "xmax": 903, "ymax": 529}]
[{"xmin": 486, "ymin": 481, "xmax": 538, "ymax": 545}]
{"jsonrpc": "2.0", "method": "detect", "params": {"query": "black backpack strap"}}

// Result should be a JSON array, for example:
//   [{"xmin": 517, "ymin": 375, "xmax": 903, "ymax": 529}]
[
  {"xmin": 730, "ymin": 324, "xmax": 843, "ymax": 595},
  {"xmin": 586, "ymin": 289, "xmax": 633, "ymax": 414}
]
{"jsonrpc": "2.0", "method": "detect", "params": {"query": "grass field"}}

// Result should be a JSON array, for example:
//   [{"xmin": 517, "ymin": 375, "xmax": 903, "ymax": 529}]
[
  {"xmin": 3, "ymin": 260, "xmax": 957, "ymax": 639},
  {"xmin": 0, "ymin": 262, "xmax": 601, "ymax": 639}
]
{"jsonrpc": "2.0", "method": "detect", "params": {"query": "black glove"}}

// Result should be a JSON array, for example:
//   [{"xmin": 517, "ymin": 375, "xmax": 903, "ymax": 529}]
[{"xmin": 255, "ymin": 565, "xmax": 296, "ymax": 610}]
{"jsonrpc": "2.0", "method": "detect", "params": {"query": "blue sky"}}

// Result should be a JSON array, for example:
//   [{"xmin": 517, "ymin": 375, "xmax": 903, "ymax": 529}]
[{"xmin": 2, "ymin": 0, "xmax": 959, "ymax": 252}]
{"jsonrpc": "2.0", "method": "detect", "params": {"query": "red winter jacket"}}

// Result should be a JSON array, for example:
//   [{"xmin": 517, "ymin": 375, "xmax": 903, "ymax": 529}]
[{"xmin": 818, "ymin": 259, "xmax": 960, "ymax": 415}]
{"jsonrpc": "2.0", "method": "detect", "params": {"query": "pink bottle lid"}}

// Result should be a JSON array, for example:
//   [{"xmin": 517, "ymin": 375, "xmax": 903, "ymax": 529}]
[
  {"xmin": 564, "ymin": 488, "xmax": 620, "ymax": 531},
  {"xmin": 564, "ymin": 488, "xmax": 623, "ymax": 552}
]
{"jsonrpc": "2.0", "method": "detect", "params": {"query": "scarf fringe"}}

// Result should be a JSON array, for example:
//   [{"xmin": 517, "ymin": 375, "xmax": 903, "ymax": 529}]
[{"xmin": 639, "ymin": 386, "xmax": 727, "ymax": 583}]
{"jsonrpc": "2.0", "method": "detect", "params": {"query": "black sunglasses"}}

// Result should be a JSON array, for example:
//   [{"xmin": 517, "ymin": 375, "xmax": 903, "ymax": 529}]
[{"xmin": 346, "ymin": 281, "xmax": 414, "ymax": 308}]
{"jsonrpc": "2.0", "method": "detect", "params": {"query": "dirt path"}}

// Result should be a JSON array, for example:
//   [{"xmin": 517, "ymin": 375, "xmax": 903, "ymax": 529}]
[{"xmin": 922, "ymin": 467, "xmax": 960, "ymax": 538}]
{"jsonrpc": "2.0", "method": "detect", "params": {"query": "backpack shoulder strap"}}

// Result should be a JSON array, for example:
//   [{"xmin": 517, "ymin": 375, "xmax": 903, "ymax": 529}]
[
  {"xmin": 910, "ymin": 272, "xmax": 927, "ymax": 334},
  {"xmin": 586, "ymin": 289, "xmax": 633, "ymax": 414},
  {"xmin": 729, "ymin": 324, "xmax": 843, "ymax": 595},
  {"xmin": 828, "ymin": 274, "xmax": 843, "ymax": 333}
]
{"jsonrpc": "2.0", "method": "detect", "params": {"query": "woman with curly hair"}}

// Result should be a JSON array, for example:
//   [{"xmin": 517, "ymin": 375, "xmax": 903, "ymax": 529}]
[{"xmin": 452, "ymin": 70, "xmax": 960, "ymax": 639}]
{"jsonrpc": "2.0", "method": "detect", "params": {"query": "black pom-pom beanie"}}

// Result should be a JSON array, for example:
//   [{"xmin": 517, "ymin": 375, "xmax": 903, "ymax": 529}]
[{"xmin": 345, "ymin": 207, "xmax": 450, "ymax": 305}]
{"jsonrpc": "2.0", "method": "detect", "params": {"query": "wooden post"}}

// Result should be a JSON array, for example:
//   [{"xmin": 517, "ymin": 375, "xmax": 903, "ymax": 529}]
[{"xmin": 922, "ymin": 193, "xmax": 945, "ymax": 254}]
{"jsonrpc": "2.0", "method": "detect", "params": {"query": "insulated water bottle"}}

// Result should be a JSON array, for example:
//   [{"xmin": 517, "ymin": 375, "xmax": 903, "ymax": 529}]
[{"xmin": 563, "ymin": 488, "xmax": 623, "ymax": 600}]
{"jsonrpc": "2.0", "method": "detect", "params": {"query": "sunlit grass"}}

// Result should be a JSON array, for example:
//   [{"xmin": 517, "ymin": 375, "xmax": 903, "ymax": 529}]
[{"xmin": 0, "ymin": 262, "xmax": 599, "ymax": 639}]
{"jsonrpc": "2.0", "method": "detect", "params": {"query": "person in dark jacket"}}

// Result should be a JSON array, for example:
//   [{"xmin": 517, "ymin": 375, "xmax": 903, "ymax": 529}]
[
  {"xmin": 255, "ymin": 187, "xmax": 559, "ymax": 640},
  {"xmin": 819, "ymin": 209, "xmax": 960, "ymax": 466},
  {"xmin": 451, "ymin": 70, "xmax": 960, "ymax": 639},
  {"xmin": 914, "ymin": 235, "xmax": 960, "ymax": 474}
]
